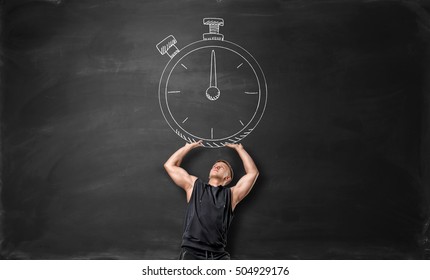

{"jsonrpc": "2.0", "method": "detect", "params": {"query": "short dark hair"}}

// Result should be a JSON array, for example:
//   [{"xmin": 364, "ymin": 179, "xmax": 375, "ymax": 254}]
[{"xmin": 215, "ymin": 160, "xmax": 234, "ymax": 182}]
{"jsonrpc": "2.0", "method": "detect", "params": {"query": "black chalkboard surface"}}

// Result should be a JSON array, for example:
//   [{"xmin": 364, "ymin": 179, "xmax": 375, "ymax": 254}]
[{"xmin": 1, "ymin": 0, "xmax": 430, "ymax": 259}]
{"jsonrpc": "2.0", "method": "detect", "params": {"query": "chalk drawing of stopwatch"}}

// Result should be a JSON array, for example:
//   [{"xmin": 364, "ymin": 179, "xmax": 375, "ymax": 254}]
[{"xmin": 156, "ymin": 18, "xmax": 267, "ymax": 148}]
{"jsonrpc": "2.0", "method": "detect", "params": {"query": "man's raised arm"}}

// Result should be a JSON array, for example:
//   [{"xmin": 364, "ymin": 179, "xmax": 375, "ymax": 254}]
[
  {"xmin": 226, "ymin": 143, "xmax": 259, "ymax": 211},
  {"xmin": 164, "ymin": 141, "xmax": 202, "ymax": 200}
]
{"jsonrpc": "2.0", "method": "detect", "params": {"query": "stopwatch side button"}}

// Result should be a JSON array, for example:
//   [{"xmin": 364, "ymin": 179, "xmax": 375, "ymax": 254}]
[{"xmin": 156, "ymin": 35, "xmax": 180, "ymax": 59}]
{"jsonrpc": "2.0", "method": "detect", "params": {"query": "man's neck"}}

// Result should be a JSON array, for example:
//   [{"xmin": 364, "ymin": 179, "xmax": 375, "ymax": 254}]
[{"xmin": 208, "ymin": 178, "xmax": 223, "ymax": 187}]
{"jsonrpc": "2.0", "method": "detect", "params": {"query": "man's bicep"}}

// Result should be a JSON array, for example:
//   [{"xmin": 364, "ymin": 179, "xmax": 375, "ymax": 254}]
[
  {"xmin": 231, "ymin": 173, "xmax": 258, "ymax": 207},
  {"xmin": 164, "ymin": 165, "xmax": 196, "ymax": 190}
]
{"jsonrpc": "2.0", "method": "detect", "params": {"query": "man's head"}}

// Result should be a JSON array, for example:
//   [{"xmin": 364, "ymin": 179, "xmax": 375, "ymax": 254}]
[{"xmin": 209, "ymin": 160, "xmax": 234, "ymax": 186}]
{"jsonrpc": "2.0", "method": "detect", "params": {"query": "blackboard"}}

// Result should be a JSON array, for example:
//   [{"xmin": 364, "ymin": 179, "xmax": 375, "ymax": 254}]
[{"xmin": 1, "ymin": 0, "xmax": 430, "ymax": 259}]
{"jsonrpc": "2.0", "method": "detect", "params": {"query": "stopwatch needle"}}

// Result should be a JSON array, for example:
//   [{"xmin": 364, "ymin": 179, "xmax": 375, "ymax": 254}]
[{"xmin": 206, "ymin": 50, "xmax": 221, "ymax": 101}]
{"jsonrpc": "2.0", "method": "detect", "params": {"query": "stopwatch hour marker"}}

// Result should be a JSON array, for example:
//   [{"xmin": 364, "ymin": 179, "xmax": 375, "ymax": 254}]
[{"xmin": 156, "ymin": 17, "xmax": 267, "ymax": 148}]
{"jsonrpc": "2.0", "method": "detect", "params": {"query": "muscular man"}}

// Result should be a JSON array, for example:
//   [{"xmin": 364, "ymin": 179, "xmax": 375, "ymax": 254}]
[{"xmin": 164, "ymin": 141, "xmax": 259, "ymax": 260}]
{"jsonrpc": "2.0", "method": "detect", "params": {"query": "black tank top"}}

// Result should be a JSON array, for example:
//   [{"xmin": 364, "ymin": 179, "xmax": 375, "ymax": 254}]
[{"xmin": 181, "ymin": 178, "xmax": 234, "ymax": 252}]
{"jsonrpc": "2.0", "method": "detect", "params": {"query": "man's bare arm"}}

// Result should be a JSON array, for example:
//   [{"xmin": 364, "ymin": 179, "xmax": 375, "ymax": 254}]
[
  {"xmin": 164, "ymin": 141, "xmax": 202, "ymax": 201},
  {"xmin": 226, "ymin": 143, "xmax": 259, "ymax": 210}
]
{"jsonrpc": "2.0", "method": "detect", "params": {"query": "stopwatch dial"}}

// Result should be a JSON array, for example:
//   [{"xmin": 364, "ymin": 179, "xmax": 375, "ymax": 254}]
[{"xmin": 165, "ymin": 47, "xmax": 260, "ymax": 141}]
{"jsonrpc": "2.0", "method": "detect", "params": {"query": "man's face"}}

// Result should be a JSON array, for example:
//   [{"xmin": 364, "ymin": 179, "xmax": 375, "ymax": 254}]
[{"xmin": 209, "ymin": 161, "xmax": 231, "ymax": 181}]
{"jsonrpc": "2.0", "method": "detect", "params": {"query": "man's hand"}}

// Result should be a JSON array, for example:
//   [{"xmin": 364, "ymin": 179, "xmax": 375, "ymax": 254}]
[
  {"xmin": 185, "ymin": 140, "xmax": 203, "ymax": 150},
  {"xmin": 225, "ymin": 143, "xmax": 243, "ymax": 150}
]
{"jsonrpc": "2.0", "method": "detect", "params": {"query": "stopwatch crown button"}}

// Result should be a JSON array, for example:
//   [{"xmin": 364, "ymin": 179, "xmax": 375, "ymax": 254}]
[
  {"xmin": 203, "ymin": 33, "xmax": 224, "ymax": 41},
  {"xmin": 203, "ymin": 17, "xmax": 225, "ymax": 41},
  {"xmin": 203, "ymin": 17, "xmax": 224, "ymax": 28},
  {"xmin": 156, "ymin": 35, "xmax": 180, "ymax": 59}
]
